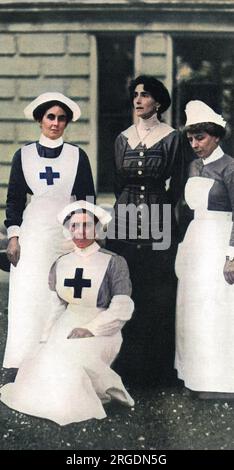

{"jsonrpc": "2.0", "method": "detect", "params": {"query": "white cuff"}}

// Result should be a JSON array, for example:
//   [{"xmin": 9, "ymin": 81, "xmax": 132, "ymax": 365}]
[
  {"xmin": 85, "ymin": 295, "xmax": 134, "ymax": 337},
  {"xmin": 7, "ymin": 225, "xmax": 20, "ymax": 239},
  {"xmin": 226, "ymin": 246, "xmax": 234, "ymax": 257},
  {"xmin": 88, "ymin": 320, "xmax": 125, "ymax": 337}
]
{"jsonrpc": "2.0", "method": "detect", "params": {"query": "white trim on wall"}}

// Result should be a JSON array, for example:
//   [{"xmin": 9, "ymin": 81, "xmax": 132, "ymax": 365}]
[{"xmin": 90, "ymin": 34, "xmax": 98, "ymax": 190}]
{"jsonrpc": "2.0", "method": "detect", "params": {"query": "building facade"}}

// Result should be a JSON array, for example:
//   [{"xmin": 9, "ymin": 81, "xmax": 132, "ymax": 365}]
[{"xmin": 0, "ymin": 0, "xmax": 234, "ymax": 224}]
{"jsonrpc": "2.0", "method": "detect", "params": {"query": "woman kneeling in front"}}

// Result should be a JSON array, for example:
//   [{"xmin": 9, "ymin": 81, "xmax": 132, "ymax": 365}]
[{"xmin": 0, "ymin": 200, "xmax": 134, "ymax": 425}]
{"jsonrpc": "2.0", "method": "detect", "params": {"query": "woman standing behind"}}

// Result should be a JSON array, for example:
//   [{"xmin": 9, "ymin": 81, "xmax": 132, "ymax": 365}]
[
  {"xmin": 4, "ymin": 92, "xmax": 95, "ymax": 371},
  {"xmin": 175, "ymin": 100, "xmax": 234, "ymax": 398},
  {"xmin": 107, "ymin": 75, "xmax": 193, "ymax": 385}
]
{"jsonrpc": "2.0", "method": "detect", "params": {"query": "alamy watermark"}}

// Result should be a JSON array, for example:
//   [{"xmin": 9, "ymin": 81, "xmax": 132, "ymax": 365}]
[{"xmin": 63, "ymin": 196, "xmax": 172, "ymax": 251}]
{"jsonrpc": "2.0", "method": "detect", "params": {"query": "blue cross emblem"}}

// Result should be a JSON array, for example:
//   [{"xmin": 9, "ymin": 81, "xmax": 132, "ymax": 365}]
[
  {"xmin": 64, "ymin": 268, "xmax": 92, "ymax": 298},
  {"xmin": 39, "ymin": 166, "xmax": 60, "ymax": 185}
]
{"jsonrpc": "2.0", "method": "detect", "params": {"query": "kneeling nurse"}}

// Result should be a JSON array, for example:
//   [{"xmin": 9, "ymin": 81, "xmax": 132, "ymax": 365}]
[{"xmin": 0, "ymin": 200, "xmax": 134, "ymax": 425}]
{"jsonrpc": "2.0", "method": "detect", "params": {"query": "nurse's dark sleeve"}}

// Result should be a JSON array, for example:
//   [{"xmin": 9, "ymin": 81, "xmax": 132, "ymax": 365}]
[
  {"xmin": 108, "ymin": 255, "xmax": 132, "ymax": 297},
  {"xmin": 71, "ymin": 148, "xmax": 96, "ymax": 203},
  {"xmin": 97, "ymin": 253, "xmax": 132, "ymax": 307},
  {"xmin": 223, "ymin": 161, "xmax": 234, "ymax": 248},
  {"xmin": 166, "ymin": 130, "xmax": 195, "ymax": 207},
  {"xmin": 4, "ymin": 149, "xmax": 31, "ymax": 229},
  {"xmin": 86, "ymin": 254, "xmax": 134, "ymax": 336}
]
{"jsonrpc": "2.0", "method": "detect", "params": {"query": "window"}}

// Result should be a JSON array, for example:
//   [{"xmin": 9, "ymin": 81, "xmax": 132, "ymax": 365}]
[{"xmin": 173, "ymin": 36, "xmax": 234, "ymax": 155}]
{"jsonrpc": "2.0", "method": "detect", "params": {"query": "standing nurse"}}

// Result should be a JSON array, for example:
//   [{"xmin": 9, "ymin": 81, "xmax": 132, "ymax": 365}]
[{"xmin": 4, "ymin": 92, "xmax": 95, "ymax": 369}]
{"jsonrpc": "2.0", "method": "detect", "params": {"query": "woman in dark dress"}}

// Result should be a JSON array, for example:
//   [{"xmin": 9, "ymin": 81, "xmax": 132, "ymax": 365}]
[{"xmin": 107, "ymin": 75, "xmax": 193, "ymax": 385}]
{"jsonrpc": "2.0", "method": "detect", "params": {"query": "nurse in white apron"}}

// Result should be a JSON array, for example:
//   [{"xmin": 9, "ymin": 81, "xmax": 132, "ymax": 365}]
[
  {"xmin": 0, "ymin": 200, "xmax": 134, "ymax": 425},
  {"xmin": 3, "ymin": 93, "xmax": 95, "ymax": 370},
  {"xmin": 175, "ymin": 100, "xmax": 234, "ymax": 397}
]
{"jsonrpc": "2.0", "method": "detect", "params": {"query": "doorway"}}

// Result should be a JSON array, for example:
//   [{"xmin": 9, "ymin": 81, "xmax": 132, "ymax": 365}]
[{"xmin": 97, "ymin": 35, "xmax": 135, "ymax": 193}]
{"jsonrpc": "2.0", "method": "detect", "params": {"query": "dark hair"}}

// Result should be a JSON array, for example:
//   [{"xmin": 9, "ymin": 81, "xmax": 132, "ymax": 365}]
[
  {"xmin": 185, "ymin": 122, "xmax": 226, "ymax": 139},
  {"xmin": 63, "ymin": 209, "xmax": 99, "ymax": 226},
  {"xmin": 33, "ymin": 100, "xmax": 73, "ymax": 123},
  {"xmin": 128, "ymin": 75, "xmax": 171, "ymax": 115}
]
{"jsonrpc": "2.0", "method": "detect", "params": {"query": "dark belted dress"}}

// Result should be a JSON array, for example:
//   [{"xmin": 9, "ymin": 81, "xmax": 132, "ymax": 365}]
[{"xmin": 107, "ymin": 123, "xmax": 193, "ymax": 385}]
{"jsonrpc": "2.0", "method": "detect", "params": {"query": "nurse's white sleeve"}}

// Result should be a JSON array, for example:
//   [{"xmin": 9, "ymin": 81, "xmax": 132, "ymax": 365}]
[{"xmin": 86, "ymin": 295, "xmax": 134, "ymax": 336}]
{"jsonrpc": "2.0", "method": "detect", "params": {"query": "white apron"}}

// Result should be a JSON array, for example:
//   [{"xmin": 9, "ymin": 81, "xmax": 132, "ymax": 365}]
[
  {"xmin": 3, "ymin": 143, "xmax": 79, "ymax": 368},
  {"xmin": 0, "ymin": 247, "xmax": 134, "ymax": 425},
  {"xmin": 175, "ymin": 177, "xmax": 234, "ymax": 392}
]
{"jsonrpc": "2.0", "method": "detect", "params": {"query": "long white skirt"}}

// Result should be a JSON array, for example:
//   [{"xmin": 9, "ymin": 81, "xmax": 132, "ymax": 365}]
[
  {"xmin": 175, "ymin": 214, "xmax": 234, "ymax": 392},
  {"xmin": 0, "ymin": 308, "xmax": 134, "ymax": 425},
  {"xmin": 3, "ymin": 195, "xmax": 72, "ymax": 368}
]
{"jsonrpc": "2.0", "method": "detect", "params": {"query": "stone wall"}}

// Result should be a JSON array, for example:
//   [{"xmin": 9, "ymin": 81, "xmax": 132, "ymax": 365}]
[
  {"xmin": 0, "ymin": 0, "xmax": 233, "ymax": 226},
  {"xmin": 0, "ymin": 28, "xmax": 96, "ymax": 226}
]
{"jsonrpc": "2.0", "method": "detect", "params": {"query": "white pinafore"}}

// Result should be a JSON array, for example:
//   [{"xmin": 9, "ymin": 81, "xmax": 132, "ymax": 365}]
[
  {"xmin": 0, "ymin": 245, "xmax": 134, "ymax": 425},
  {"xmin": 175, "ymin": 176, "xmax": 234, "ymax": 392},
  {"xmin": 3, "ymin": 143, "xmax": 79, "ymax": 368}
]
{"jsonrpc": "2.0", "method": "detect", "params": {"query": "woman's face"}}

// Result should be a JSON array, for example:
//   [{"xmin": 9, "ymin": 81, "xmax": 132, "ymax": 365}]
[
  {"xmin": 133, "ymin": 84, "xmax": 159, "ymax": 120},
  {"xmin": 40, "ymin": 105, "xmax": 67, "ymax": 140},
  {"xmin": 69, "ymin": 212, "xmax": 96, "ymax": 249},
  {"xmin": 187, "ymin": 131, "xmax": 220, "ymax": 159}
]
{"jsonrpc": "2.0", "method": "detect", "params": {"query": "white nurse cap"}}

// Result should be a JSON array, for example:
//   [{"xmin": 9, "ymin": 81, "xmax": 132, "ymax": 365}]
[
  {"xmin": 57, "ymin": 200, "xmax": 112, "ymax": 226},
  {"xmin": 185, "ymin": 100, "xmax": 226, "ymax": 128},
  {"xmin": 24, "ymin": 92, "xmax": 81, "ymax": 122}
]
